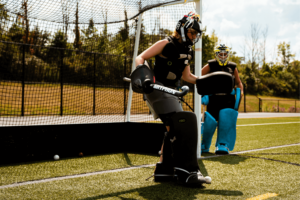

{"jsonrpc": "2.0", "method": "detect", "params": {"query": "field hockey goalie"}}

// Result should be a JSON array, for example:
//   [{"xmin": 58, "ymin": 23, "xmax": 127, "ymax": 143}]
[
  {"xmin": 129, "ymin": 65, "xmax": 211, "ymax": 186},
  {"xmin": 196, "ymin": 72, "xmax": 242, "ymax": 154}
]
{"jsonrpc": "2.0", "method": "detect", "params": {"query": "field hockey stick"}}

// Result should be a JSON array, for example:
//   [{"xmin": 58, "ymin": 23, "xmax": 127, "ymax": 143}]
[{"xmin": 123, "ymin": 77, "xmax": 189, "ymax": 97}]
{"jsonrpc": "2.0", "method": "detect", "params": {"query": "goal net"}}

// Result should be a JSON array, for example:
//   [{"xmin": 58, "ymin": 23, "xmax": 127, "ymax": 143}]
[{"xmin": 0, "ymin": 0, "xmax": 197, "ymax": 126}]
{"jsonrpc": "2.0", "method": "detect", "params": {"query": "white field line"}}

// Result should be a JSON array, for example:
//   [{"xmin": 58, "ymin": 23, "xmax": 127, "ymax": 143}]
[
  {"xmin": 199, "ymin": 143, "xmax": 300, "ymax": 160},
  {"xmin": 0, "ymin": 164, "xmax": 155, "ymax": 189},
  {"xmin": 0, "ymin": 122, "xmax": 299, "ymax": 189},
  {"xmin": 237, "ymin": 122, "xmax": 300, "ymax": 126}
]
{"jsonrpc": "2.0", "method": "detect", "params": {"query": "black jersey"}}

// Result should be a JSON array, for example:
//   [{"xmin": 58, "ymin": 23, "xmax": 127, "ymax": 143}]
[
  {"xmin": 153, "ymin": 36, "xmax": 192, "ymax": 87},
  {"xmin": 208, "ymin": 59, "xmax": 236, "ymax": 75}
]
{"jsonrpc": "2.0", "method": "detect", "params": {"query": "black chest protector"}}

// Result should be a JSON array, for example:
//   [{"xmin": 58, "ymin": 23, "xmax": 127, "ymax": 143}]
[
  {"xmin": 208, "ymin": 59, "xmax": 236, "ymax": 75},
  {"xmin": 153, "ymin": 37, "xmax": 192, "ymax": 87},
  {"xmin": 207, "ymin": 59, "xmax": 236, "ymax": 109}
]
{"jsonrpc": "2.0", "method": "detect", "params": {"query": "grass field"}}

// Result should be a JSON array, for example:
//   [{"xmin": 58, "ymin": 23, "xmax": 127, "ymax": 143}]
[{"xmin": 0, "ymin": 117, "xmax": 299, "ymax": 199}]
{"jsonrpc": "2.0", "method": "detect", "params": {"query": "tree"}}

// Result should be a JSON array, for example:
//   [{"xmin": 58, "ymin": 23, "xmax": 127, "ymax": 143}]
[
  {"xmin": 81, "ymin": 18, "xmax": 98, "ymax": 51},
  {"xmin": 289, "ymin": 60, "xmax": 300, "ymax": 97},
  {"xmin": 277, "ymin": 42, "xmax": 295, "ymax": 66},
  {"xmin": 61, "ymin": 0, "xmax": 70, "ymax": 40},
  {"xmin": 260, "ymin": 25, "xmax": 268, "ymax": 64},
  {"xmin": 244, "ymin": 23, "xmax": 261, "ymax": 69},
  {"xmin": 47, "ymin": 29, "xmax": 67, "ymax": 60},
  {"xmin": 119, "ymin": 10, "xmax": 129, "ymax": 42},
  {"xmin": 73, "ymin": 2, "xmax": 82, "ymax": 51},
  {"xmin": 20, "ymin": 0, "xmax": 30, "ymax": 44},
  {"xmin": 95, "ymin": 9, "xmax": 111, "ymax": 54},
  {"xmin": 210, "ymin": 29, "xmax": 218, "ymax": 47},
  {"xmin": 117, "ymin": 10, "xmax": 131, "ymax": 56},
  {"xmin": 8, "ymin": 23, "xmax": 23, "ymax": 42},
  {"xmin": 229, "ymin": 50, "xmax": 243, "ymax": 69},
  {"xmin": 0, "ymin": 2, "xmax": 9, "ymax": 40},
  {"xmin": 201, "ymin": 29, "xmax": 215, "ymax": 66}
]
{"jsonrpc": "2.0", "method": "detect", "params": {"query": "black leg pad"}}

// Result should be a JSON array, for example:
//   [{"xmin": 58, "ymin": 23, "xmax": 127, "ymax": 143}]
[{"xmin": 169, "ymin": 111, "xmax": 200, "ymax": 172}]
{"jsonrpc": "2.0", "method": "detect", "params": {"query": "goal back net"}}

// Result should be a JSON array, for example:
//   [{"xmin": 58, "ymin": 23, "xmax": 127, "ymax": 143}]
[{"xmin": 0, "ymin": 0, "xmax": 196, "ymax": 126}]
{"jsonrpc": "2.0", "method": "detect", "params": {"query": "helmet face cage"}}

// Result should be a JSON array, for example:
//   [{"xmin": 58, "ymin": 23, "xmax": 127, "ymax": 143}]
[
  {"xmin": 215, "ymin": 44, "xmax": 230, "ymax": 66},
  {"xmin": 176, "ymin": 12, "xmax": 203, "ymax": 47},
  {"xmin": 188, "ymin": 28, "xmax": 201, "ymax": 44}
]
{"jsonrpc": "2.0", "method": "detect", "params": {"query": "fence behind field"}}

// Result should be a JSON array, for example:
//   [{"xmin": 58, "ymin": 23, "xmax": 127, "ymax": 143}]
[
  {"xmin": 236, "ymin": 86, "xmax": 300, "ymax": 113},
  {"xmin": 258, "ymin": 98, "xmax": 300, "ymax": 113}
]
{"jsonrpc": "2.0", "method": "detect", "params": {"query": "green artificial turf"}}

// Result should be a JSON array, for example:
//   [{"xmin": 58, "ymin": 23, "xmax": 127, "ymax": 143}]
[
  {"xmin": 203, "ymin": 117, "xmax": 300, "ymax": 154},
  {"xmin": 0, "ymin": 153, "xmax": 158, "ymax": 186},
  {"xmin": 238, "ymin": 145, "xmax": 300, "ymax": 165},
  {"xmin": 0, "ymin": 155, "xmax": 299, "ymax": 199},
  {"xmin": 236, "ymin": 117, "xmax": 300, "ymax": 125},
  {"xmin": 0, "ymin": 117, "xmax": 299, "ymax": 199}
]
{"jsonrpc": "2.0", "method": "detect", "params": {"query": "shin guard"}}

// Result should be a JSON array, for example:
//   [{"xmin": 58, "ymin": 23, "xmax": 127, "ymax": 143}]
[
  {"xmin": 169, "ymin": 111, "xmax": 210, "ymax": 185},
  {"xmin": 201, "ymin": 112, "xmax": 218, "ymax": 153},
  {"xmin": 215, "ymin": 108, "xmax": 238, "ymax": 154}
]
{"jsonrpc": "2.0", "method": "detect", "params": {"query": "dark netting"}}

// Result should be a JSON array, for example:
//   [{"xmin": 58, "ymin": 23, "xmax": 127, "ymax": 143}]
[{"xmin": 0, "ymin": 0, "xmax": 196, "ymax": 126}]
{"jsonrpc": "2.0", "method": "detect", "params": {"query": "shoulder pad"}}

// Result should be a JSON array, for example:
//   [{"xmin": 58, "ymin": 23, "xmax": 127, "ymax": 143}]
[
  {"xmin": 208, "ymin": 59, "xmax": 216, "ymax": 64},
  {"xmin": 228, "ymin": 61, "xmax": 237, "ymax": 66},
  {"xmin": 162, "ymin": 39, "xmax": 180, "ymax": 60}
]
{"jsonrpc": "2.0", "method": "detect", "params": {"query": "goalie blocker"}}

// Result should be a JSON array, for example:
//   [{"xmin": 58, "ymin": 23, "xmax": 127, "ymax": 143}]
[
  {"xmin": 154, "ymin": 111, "xmax": 211, "ymax": 185},
  {"xmin": 130, "ymin": 64, "xmax": 155, "ymax": 94}
]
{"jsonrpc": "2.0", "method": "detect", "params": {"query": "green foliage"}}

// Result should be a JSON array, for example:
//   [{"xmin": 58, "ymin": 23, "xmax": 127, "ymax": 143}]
[
  {"xmin": 8, "ymin": 23, "xmax": 23, "ymax": 42},
  {"xmin": 277, "ymin": 42, "xmax": 295, "ymax": 66},
  {"xmin": 201, "ymin": 29, "xmax": 215, "ymax": 66},
  {"xmin": 233, "ymin": 40, "xmax": 299, "ymax": 98},
  {"xmin": 51, "ymin": 29, "xmax": 67, "ymax": 49},
  {"xmin": 96, "ymin": 23, "xmax": 110, "ymax": 54},
  {"xmin": 80, "ymin": 19, "xmax": 98, "ymax": 51},
  {"xmin": 46, "ymin": 29, "xmax": 68, "ymax": 61},
  {"xmin": 0, "ymin": 2, "xmax": 9, "ymax": 40}
]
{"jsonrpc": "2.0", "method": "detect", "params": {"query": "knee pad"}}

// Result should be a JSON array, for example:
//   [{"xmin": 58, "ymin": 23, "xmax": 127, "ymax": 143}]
[
  {"xmin": 215, "ymin": 108, "xmax": 238, "ymax": 152},
  {"xmin": 201, "ymin": 112, "xmax": 217, "ymax": 152}
]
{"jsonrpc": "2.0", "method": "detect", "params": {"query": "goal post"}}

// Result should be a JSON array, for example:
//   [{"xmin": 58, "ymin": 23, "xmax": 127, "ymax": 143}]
[
  {"xmin": 126, "ymin": 12, "xmax": 144, "ymax": 122},
  {"xmin": 194, "ymin": 0, "xmax": 202, "ymax": 159}
]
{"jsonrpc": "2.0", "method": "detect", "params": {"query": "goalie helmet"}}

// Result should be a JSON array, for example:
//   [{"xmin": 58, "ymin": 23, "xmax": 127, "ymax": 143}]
[
  {"xmin": 175, "ymin": 11, "xmax": 203, "ymax": 47},
  {"xmin": 214, "ymin": 44, "xmax": 230, "ymax": 66}
]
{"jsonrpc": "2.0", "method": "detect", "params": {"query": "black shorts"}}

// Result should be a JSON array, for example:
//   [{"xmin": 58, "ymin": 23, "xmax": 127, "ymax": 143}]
[
  {"xmin": 206, "ymin": 94, "xmax": 235, "ymax": 121},
  {"xmin": 144, "ymin": 82, "xmax": 183, "ymax": 126}
]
